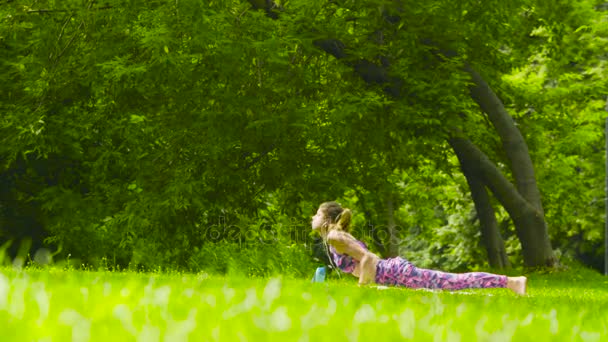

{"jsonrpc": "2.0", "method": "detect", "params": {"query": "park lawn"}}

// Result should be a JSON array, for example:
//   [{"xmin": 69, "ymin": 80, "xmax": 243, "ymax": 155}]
[{"xmin": 0, "ymin": 266, "xmax": 607, "ymax": 341}]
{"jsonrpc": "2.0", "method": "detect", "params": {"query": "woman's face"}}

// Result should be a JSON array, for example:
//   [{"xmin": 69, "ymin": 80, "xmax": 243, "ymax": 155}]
[{"xmin": 311, "ymin": 208, "xmax": 326, "ymax": 231}]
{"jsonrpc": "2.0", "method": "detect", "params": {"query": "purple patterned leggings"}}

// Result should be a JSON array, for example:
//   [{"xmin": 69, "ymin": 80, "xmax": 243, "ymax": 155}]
[{"xmin": 375, "ymin": 257, "xmax": 507, "ymax": 290}]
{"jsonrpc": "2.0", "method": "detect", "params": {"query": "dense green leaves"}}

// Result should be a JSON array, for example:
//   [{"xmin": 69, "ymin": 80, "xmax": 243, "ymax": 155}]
[{"xmin": 1, "ymin": 0, "xmax": 606, "ymax": 270}]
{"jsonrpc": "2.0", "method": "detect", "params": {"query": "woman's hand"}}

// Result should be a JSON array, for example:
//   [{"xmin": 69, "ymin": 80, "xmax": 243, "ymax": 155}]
[
  {"xmin": 326, "ymin": 230, "xmax": 379, "ymax": 285},
  {"xmin": 357, "ymin": 253, "xmax": 376, "ymax": 286}
]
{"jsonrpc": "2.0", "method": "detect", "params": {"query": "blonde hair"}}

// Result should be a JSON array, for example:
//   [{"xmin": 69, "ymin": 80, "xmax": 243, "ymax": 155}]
[
  {"xmin": 318, "ymin": 201, "xmax": 353, "ymax": 279},
  {"xmin": 319, "ymin": 201, "xmax": 352, "ymax": 232}
]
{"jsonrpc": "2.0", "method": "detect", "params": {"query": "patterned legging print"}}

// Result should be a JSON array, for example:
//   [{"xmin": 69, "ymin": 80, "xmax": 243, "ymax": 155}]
[{"xmin": 375, "ymin": 257, "xmax": 507, "ymax": 290}]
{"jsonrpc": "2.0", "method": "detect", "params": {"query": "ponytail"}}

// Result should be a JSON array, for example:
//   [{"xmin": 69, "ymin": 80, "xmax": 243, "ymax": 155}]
[
  {"xmin": 337, "ymin": 209, "xmax": 352, "ymax": 232},
  {"xmin": 327, "ymin": 208, "xmax": 352, "ymax": 232}
]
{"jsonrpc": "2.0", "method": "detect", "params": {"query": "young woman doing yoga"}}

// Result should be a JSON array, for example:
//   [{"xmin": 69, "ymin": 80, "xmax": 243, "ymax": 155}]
[{"xmin": 312, "ymin": 201, "xmax": 527, "ymax": 295}]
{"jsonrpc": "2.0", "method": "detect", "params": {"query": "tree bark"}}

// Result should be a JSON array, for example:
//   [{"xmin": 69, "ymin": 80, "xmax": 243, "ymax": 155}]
[
  {"xmin": 449, "ymin": 137, "xmax": 557, "ymax": 267},
  {"xmin": 450, "ymin": 140, "xmax": 510, "ymax": 269},
  {"xmin": 465, "ymin": 65, "xmax": 545, "ymax": 215},
  {"xmin": 464, "ymin": 66, "xmax": 557, "ymax": 267}
]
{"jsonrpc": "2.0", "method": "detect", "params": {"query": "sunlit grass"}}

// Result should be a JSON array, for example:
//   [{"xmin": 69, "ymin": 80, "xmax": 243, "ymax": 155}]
[{"xmin": 0, "ymin": 266, "xmax": 607, "ymax": 341}]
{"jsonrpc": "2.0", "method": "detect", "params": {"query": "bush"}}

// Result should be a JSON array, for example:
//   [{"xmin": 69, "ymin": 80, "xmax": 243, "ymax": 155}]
[{"xmin": 187, "ymin": 242, "xmax": 318, "ymax": 278}]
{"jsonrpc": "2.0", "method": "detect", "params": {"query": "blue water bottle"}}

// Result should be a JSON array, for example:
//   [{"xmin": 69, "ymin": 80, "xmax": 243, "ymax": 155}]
[{"xmin": 312, "ymin": 266, "xmax": 326, "ymax": 283}]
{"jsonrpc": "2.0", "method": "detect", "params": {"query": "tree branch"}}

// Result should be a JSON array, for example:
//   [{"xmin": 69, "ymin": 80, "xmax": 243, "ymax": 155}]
[
  {"xmin": 465, "ymin": 65, "xmax": 545, "ymax": 215},
  {"xmin": 53, "ymin": 0, "xmax": 95, "ymax": 64},
  {"xmin": 241, "ymin": 142, "xmax": 278, "ymax": 170},
  {"xmin": 452, "ymin": 139, "xmax": 510, "ymax": 269},
  {"xmin": 448, "ymin": 136, "xmax": 540, "ymax": 222},
  {"xmin": 54, "ymin": 13, "xmax": 74, "ymax": 52},
  {"xmin": 26, "ymin": 5, "xmax": 113, "ymax": 14}
]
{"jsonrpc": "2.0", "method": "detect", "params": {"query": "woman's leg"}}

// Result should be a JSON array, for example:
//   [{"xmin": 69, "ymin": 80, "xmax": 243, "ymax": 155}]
[
  {"xmin": 376, "ymin": 258, "xmax": 526, "ymax": 294},
  {"xmin": 401, "ymin": 263, "xmax": 508, "ymax": 291},
  {"xmin": 506, "ymin": 276, "xmax": 527, "ymax": 295}
]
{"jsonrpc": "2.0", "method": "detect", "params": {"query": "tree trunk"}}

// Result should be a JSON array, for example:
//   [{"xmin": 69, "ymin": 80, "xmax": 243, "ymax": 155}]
[
  {"xmin": 450, "ymin": 140, "xmax": 510, "ymax": 269},
  {"xmin": 465, "ymin": 65, "xmax": 545, "ymax": 215},
  {"xmin": 449, "ymin": 137, "xmax": 557, "ymax": 267},
  {"xmin": 464, "ymin": 66, "xmax": 556, "ymax": 267}
]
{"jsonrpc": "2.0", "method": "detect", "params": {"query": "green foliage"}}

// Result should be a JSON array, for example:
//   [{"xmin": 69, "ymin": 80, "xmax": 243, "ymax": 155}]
[
  {"xmin": 0, "ymin": 0, "xmax": 606, "ymax": 271},
  {"xmin": 1, "ymin": 0, "xmax": 329, "ymax": 267},
  {"xmin": 187, "ymin": 242, "xmax": 316, "ymax": 278},
  {"xmin": 500, "ymin": 0, "xmax": 608, "ymax": 269}
]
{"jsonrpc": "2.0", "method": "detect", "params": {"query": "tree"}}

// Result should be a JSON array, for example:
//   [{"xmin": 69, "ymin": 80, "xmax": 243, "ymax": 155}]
[
  {"xmin": 244, "ymin": 0, "xmax": 606, "ymax": 267},
  {"xmin": 1, "ymin": 0, "xmax": 605, "ymax": 270}
]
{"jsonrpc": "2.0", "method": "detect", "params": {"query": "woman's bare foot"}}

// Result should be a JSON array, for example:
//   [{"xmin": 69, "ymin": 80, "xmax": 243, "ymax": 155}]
[{"xmin": 507, "ymin": 276, "xmax": 527, "ymax": 295}]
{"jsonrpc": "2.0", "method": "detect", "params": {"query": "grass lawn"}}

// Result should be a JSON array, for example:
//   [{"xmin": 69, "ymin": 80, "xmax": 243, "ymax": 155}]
[{"xmin": 0, "ymin": 266, "xmax": 607, "ymax": 341}]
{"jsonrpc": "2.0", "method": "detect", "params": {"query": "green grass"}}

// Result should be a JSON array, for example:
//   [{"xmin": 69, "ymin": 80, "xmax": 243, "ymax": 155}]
[{"xmin": 1, "ymin": 266, "xmax": 607, "ymax": 341}]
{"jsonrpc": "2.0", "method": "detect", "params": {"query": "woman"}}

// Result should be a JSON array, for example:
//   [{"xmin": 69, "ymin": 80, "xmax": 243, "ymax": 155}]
[{"xmin": 312, "ymin": 201, "xmax": 527, "ymax": 295}]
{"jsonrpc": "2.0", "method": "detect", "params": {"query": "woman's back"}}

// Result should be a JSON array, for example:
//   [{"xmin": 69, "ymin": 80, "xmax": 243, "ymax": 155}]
[{"xmin": 329, "ymin": 239, "xmax": 369, "ymax": 273}]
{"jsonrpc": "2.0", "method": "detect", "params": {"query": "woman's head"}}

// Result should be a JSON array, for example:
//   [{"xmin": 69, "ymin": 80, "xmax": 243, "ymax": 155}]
[{"xmin": 311, "ymin": 201, "xmax": 352, "ymax": 233}]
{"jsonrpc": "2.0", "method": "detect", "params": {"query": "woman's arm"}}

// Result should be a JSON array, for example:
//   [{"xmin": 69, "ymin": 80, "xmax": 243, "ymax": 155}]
[
  {"xmin": 357, "ymin": 253, "xmax": 376, "ymax": 286},
  {"xmin": 327, "ymin": 230, "xmax": 378, "ymax": 285},
  {"xmin": 326, "ymin": 230, "xmax": 367, "ymax": 259}
]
